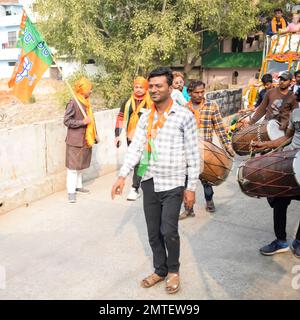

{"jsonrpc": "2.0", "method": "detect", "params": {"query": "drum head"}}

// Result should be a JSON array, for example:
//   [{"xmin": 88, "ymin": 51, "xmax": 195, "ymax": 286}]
[
  {"xmin": 267, "ymin": 119, "xmax": 285, "ymax": 140},
  {"xmin": 293, "ymin": 150, "xmax": 300, "ymax": 186}
]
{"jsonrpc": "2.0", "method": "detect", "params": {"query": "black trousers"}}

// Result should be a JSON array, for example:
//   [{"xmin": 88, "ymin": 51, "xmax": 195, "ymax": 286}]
[
  {"xmin": 267, "ymin": 196, "xmax": 300, "ymax": 241},
  {"xmin": 202, "ymin": 180, "xmax": 214, "ymax": 201},
  {"xmin": 127, "ymin": 139, "xmax": 142, "ymax": 190},
  {"xmin": 141, "ymin": 178, "xmax": 184, "ymax": 276}
]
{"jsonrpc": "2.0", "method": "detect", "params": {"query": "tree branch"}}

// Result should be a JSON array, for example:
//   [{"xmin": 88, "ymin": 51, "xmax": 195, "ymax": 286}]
[
  {"xmin": 194, "ymin": 28, "xmax": 210, "ymax": 35},
  {"xmin": 162, "ymin": 0, "xmax": 167, "ymax": 13},
  {"xmin": 97, "ymin": 17, "xmax": 110, "ymax": 38},
  {"xmin": 200, "ymin": 38, "xmax": 222, "ymax": 56}
]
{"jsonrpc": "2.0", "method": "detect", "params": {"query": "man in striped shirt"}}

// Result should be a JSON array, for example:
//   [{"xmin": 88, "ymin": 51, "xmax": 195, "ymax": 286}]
[
  {"xmin": 180, "ymin": 80, "xmax": 235, "ymax": 219},
  {"xmin": 111, "ymin": 67, "xmax": 200, "ymax": 294}
]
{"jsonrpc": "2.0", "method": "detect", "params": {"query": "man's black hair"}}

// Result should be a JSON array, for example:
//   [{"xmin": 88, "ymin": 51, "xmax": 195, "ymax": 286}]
[
  {"xmin": 148, "ymin": 67, "xmax": 173, "ymax": 86},
  {"xmin": 187, "ymin": 80, "xmax": 206, "ymax": 93},
  {"xmin": 274, "ymin": 8, "xmax": 283, "ymax": 13},
  {"xmin": 295, "ymin": 87, "xmax": 300, "ymax": 102},
  {"xmin": 261, "ymin": 73, "xmax": 273, "ymax": 84},
  {"xmin": 295, "ymin": 70, "xmax": 300, "ymax": 77}
]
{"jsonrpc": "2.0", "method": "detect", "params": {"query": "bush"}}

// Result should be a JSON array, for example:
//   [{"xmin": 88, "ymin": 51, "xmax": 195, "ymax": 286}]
[
  {"xmin": 55, "ymin": 70, "xmax": 104, "ymax": 108},
  {"xmin": 94, "ymin": 72, "xmax": 133, "ymax": 109}
]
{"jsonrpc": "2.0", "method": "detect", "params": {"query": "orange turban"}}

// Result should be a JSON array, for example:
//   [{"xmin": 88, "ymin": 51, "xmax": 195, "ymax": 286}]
[
  {"xmin": 133, "ymin": 76, "xmax": 149, "ymax": 90},
  {"xmin": 74, "ymin": 77, "xmax": 93, "ymax": 95}
]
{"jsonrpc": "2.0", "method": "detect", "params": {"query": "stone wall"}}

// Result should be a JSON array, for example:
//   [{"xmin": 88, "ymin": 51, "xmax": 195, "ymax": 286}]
[{"xmin": 206, "ymin": 88, "xmax": 242, "ymax": 116}]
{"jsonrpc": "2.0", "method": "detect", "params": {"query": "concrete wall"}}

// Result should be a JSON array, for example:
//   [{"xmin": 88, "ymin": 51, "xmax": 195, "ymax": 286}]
[
  {"xmin": 0, "ymin": 108, "xmax": 127, "ymax": 215},
  {"xmin": 0, "ymin": 90, "xmax": 241, "ymax": 215}
]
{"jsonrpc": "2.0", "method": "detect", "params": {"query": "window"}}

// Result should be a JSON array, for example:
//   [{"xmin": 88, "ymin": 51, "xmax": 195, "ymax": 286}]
[
  {"xmin": 232, "ymin": 71, "xmax": 239, "ymax": 85},
  {"xmin": 8, "ymin": 61, "xmax": 16, "ymax": 66},
  {"xmin": 8, "ymin": 31, "xmax": 17, "ymax": 48},
  {"xmin": 86, "ymin": 59, "xmax": 95, "ymax": 64}
]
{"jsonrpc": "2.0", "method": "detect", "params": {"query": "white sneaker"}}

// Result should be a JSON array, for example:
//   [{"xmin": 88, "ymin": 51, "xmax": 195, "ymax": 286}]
[{"xmin": 127, "ymin": 188, "xmax": 141, "ymax": 201}]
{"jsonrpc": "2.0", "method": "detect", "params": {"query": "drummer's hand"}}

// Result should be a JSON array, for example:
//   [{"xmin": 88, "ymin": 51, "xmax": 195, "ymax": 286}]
[
  {"xmin": 226, "ymin": 145, "xmax": 235, "ymax": 158},
  {"xmin": 184, "ymin": 190, "xmax": 195, "ymax": 209},
  {"xmin": 251, "ymin": 141, "xmax": 270, "ymax": 152},
  {"xmin": 111, "ymin": 177, "xmax": 125, "ymax": 200},
  {"xmin": 241, "ymin": 120, "xmax": 250, "ymax": 128},
  {"xmin": 115, "ymin": 137, "xmax": 121, "ymax": 148}
]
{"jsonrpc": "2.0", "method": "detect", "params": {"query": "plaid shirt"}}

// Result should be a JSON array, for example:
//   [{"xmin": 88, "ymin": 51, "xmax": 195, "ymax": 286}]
[
  {"xmin": 119, "ymin": 102, "xmax": 200, "ymax": 192},
  {"xmin": 188, "ymin": 100, "xmax": 230, "ymax": 147}
]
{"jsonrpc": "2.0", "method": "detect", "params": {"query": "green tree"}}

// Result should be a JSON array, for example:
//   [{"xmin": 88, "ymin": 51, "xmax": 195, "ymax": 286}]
[
  {"xmin": 35, "ymin": 0, "xmax": 258, "ymax": 107},
  {"xmin": 257, "ymin": 0, "xmax": 299, "ymax": 18}
]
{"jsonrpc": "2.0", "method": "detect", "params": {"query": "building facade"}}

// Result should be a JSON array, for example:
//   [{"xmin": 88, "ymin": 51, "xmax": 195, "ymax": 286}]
[
  {"xmin": 202, "ymin": 32, "xmax": 263, "ymax": 89},
  {"xmin": 0, "ymin": 1, "xmax": 24, "ymax": 78}
]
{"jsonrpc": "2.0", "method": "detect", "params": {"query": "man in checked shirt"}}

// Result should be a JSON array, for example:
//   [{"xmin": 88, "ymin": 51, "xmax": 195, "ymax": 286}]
[
  {"xmin": 179, "ymin": 80, "xmax": 235, "ymax": 219},
  {"xmin": 111, "ymin": 67, "xmax": 200, "ymax": 294}
]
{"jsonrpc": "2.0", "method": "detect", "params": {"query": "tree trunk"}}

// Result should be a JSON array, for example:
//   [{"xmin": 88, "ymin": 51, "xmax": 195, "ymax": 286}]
[{"xmin": 183, "ymin": 55, "xmax": 200, "ymax": 78}]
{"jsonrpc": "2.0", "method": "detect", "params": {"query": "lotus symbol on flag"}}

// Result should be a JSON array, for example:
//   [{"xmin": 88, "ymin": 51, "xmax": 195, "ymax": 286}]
[{"xmin": 16, "ymin": 56, "xmax": 35, "ymax": 85}]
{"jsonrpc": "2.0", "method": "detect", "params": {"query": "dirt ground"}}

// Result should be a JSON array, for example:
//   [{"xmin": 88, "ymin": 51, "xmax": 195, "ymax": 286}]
[{"xmin": 0, "ymin": 79, "xmax": 105, "ymax": 129}]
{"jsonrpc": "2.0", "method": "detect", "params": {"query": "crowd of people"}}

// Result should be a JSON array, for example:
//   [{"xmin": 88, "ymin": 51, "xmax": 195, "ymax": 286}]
[
  {"xmin": 61, "ymin": 8, "xmax": 300, "ymax": 294},
  {"xmin": 62, "ymin": 62, "xmax": 300, "ymax": 294}
]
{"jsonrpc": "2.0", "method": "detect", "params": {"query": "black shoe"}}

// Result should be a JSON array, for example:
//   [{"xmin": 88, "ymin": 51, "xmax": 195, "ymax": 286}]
[
  {"xmin": 259, "ymin": 239, "xmax": 289, "ymax": 256},
  {"xmin": 76, "ymin": 188, "xmax": 90, "ymax": 194},
  {"xmin": 291, "ymin": 239, "xmax": 300, "ymax": 258}
]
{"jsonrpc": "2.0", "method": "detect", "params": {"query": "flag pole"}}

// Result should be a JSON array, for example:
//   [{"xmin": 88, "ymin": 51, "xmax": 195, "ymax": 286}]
[{"xmin": 50, "ymin": 53, "xmax": 87, "ymax": 118}]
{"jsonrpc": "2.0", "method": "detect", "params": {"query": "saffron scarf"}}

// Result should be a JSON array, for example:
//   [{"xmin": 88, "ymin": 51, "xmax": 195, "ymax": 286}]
[
  {"xmin": 272, "ymin": 17, "xmax": 286, "ymax": 33},
  {"xmin": 137, "ymin": 100, "xmax": 173, "ymax": 177},
  {"xmin": 187, "ymin": 100, "xmax": 204, "ymax": 128},
  {"xmin": 74, "ymin": 77, "xmax": 97, "ymax": 148}
]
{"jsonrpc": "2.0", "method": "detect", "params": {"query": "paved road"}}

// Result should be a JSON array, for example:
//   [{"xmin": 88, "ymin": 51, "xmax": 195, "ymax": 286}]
[{"xmin": 0, "ymin": 156, "xmax": 300, "ymax": 300}]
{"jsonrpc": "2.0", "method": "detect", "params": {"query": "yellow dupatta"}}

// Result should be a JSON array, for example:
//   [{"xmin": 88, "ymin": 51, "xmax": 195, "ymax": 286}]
[
  {"xmin": 74, "ymin": 77, "xmax": 97, "ymax": 147},
  {"xmin": 124, "ymin": 76, "xmax": 152, "ymax": 140}
]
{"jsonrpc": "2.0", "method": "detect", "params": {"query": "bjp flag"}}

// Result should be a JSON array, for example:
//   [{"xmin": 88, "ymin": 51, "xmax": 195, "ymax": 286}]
[{"xmin": 8, "ymin": 11, "xmax": 53, "ymax": 103}]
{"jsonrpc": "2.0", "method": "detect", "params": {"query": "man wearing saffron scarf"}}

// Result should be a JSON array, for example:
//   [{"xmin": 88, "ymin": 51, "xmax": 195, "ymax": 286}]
[
  {"xmin": 115, "ymin": 76, "xmax": 152, "ymax": 201},
  {"xmin": 111, "ymin": 67, "xmax": 200, "ymax": 294},
  {"xmin": 64, "ymin": 77, "xmax": 98, "ymax": 203},
  {"xmin": 266, "ymin": 8, "xmax": 287, "ymax": 36}
]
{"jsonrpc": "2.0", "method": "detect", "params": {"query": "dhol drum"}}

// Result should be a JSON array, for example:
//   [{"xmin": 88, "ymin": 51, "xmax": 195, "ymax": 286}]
[
  {"xmin": 232, "ymin": 119, "xmax": 285, "ymax": 156},
  {"xmin": 237, "ymin": 149, "xmax": 300, "ymax": 198},
  {"xmin": 199, "ymin": 140, "xmax": 233, "ymax": 186}
]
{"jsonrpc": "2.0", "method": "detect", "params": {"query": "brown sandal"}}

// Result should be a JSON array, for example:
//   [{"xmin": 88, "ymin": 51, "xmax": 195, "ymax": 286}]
[
  {"xmin": 141, "ymin": 273, "xmax": 165, "ymax": 288},
  {"xmin": 166, "ymin": 272, "xmax": 180, "ymax": 294},
  {"xmin": 179, "ymin": 210, "xmax": 195, "ymax": 220}
]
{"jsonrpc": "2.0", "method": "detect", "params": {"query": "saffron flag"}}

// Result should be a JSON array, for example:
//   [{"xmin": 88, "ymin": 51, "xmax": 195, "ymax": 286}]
[{"xmin": 8, "ymin": 11, "xmax": 53, "ymax": 103}]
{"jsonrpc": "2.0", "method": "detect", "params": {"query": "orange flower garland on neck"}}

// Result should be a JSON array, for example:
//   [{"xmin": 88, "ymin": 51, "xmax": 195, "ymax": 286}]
[{"xmin": 271, "ymin": 17, "xmax": 286, "ymax": 33}]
